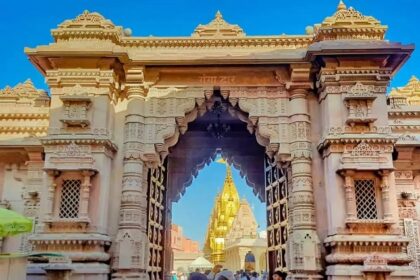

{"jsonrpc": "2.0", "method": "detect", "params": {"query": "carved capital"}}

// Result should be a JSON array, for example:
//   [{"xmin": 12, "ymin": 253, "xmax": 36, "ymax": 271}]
[{"xmin": 127, "ymin": 86, "xmax": 147, "ymax": 98}]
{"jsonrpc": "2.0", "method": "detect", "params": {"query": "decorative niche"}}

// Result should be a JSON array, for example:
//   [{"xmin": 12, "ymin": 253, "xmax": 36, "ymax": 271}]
[
  {"xmin": 59, "ymin": 95, "xmax": 92, "ymax": 128},
  {"xmin": 343, "ymin": 82, "xmax": 377, "ymax": 126}
]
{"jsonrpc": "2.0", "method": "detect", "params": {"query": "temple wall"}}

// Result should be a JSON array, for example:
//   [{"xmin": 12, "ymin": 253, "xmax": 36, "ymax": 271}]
[
  {"xmin": 0, "ymin": 164, "xmax": 26, "ymax": 253},
  {"xmin": 388, "ymin": 79, "xmax": 420, "ymax": 279},
  {"xmin": 0, "ymin": 3, "xmax": 416, "ymax": 280},
  {"xmin": 224, "ymin": 243, "xmax": 267, "ymax": 273},
  {"xmin": 309, "ymin": 92, "xmax": 330, "ymax": 242}
]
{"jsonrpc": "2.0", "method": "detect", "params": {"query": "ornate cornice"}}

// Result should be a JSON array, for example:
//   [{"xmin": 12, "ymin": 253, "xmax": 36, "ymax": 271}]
[
  {"xmin": 120, "ymin": 35, "xmax": 313, "ymax": 49},
  {"xmin": 44, "ymin": 2, "xmax": 392, "ymax": 51},
  {"xmin": 388, "ymin": 110, "xmax": 420, "ymax": 117},
  {"xmin": 338, "ymin": 142, "xmax": 394, "ymax": 171},
  {"xmin": 318, "ymin": 126, "xmax": 397, "ymax": 152},
  {"xmin": 41, "ymin": 138, "xmax": 118, "ymax": 153},
  {"xmin": 324, "ymin": 234, "xmax": 410, "ymax": 247}
]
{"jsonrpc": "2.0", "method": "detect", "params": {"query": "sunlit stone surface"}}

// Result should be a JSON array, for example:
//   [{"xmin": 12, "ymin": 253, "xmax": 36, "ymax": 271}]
[{"xmin": 0, "ymin": 1, "xmax": 419, "ymax": 279}]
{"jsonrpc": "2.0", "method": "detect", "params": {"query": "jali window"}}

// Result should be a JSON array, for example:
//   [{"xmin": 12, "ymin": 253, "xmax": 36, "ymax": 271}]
[
  {"xmin": 59, "ymin": 179, "xmax": 82, "ymax": 219},
  {"xmin": 355, "ymin": 179, "xmax": 378, "ymax": 220}
]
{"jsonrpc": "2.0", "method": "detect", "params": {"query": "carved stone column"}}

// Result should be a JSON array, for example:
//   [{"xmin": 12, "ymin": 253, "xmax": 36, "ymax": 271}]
[
  {"xmin": 288, "ymin": 87, "xmax": 322, "ymax": 279},
  {"xmin": 343, "ymin": 171, "xmax": 357, "ymax": 222},
  {"xmin": 44, "ymin": 170, "xmax": 58, "ymax": 223},
  {"xmin": 79, "ymin": 171, "xmax": 94, "ymax": 221},
  {"xmin": 380, "ymin": 171, "xmax": 393, "ymax": 222},
  {"xmin": 112, "ymin": 71, "xmax": 150, "ymax": 280}
]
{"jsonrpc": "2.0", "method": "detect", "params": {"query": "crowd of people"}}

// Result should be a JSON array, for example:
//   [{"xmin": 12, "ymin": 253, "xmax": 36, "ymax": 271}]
[{"xmin": 171, "ymin": 265, "xmax": 286, "ymax": 280}]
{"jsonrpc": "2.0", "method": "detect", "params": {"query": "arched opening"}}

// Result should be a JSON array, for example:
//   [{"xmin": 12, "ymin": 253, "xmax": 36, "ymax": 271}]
[
  {"xmin": 145, "ymin": 89, "xmax": 289, "ymax": 280},
  {"xmin": 170, "ymin": 158, "xmax": 267, "ymax": 274}
]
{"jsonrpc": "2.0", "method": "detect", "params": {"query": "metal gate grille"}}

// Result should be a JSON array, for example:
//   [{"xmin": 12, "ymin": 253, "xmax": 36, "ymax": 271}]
[
  {"xmin": 147, "ymin": 162, "xmax": 167, "ymax": 280},
  {"xmin": 265, "ymin": 156, "xmax": 289, "ymax": 273}
]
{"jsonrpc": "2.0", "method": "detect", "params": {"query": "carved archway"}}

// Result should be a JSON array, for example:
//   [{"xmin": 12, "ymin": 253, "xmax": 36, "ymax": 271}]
[
  {"xmin": 140, "ymin": 85, "xmax": 290, "ymax": 168},
  {"xmin": 166, "ymin": 90, "xmax": 267, "ymax": 203},
  {"xmin": 141, "ymin": 87, "xmax": 292, "ymax": 278},
  {"xmin": 113, "ymin": 84, "xmax": 293, "ymax": 280}
]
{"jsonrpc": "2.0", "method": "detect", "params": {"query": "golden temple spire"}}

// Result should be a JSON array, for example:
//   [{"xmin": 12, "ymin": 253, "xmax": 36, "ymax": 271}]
[
  {"xmin": 218, "ymin": 159, "xmax": 240, "ymax": 202},
  {"xmin": 409, "ymin": 75, "xmax": 419, "ymax": 85},
  {"xmin": 337, "ymin": 0, "xmax": 347, "ymax": 11},
  {"xmin": 222, "ymin": 164, "xmax": 239, "ymax": 200},
  {"xmin": 203, "ymin": 158, "xmax": 240, "ymax": 264}
]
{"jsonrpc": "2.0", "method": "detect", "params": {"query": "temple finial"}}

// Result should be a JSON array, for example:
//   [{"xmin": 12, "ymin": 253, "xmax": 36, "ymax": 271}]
[
  {"xmin": 337, "ymin": 0, "xmax": 347, "ymax": 11},
  {"xmin": 192, "ymin": 10, "xmax": 244, "ymax": 38},
  {"xmin": 409, "ymin": 75, "xmax": 419, "ymax": 84}
]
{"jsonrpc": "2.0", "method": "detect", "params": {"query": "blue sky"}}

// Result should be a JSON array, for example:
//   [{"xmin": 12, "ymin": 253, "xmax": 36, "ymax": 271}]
[
  {"xmin": 0, "ymin": 0, "xmax": 418, "ymax": 91},
  {"xmin": 172, "ymin": 159, "xmax": 266, "ymax": 247},
  {"xmin": 1, "ymin": 0, "xmax": 418, "ymax": 246}
]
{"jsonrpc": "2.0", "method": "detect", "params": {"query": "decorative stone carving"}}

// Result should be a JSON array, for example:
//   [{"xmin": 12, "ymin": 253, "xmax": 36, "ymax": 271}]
[
  {"xmin": 338, "ymin": 142, "xmax": 393, "ymax": 171},
  {"xmin": 344, "ymin": 82, "xmax": 378, "ymax": 99},
  {"xmin": 0, "ymin": 80, "xmax": 50, "ymax": 137},
  {"xmin": 52, "ymin": 10, "xmax": 123, "ymax": 43},
  {"xmin": 403, "ymin": 219, "xmax": 420, "ymax": 279},
  {"xmin": 325, "ymin": 235, "xmax": 411, "ymax": 264},
  {"xmin": 362, "ymin": 254, "xmax": 392, "ymax": 274},
  {"xmin": 59, "ymin": 93, "xmax": 92, "ymax": 128},
  {"xmin": 112, "ymin": 230, "xmax": 150, "ymax": 272},
  {"xmin": 314, "ymin": 1, "xmax": 387, "ymax": 41},
  {"xmin": 342, "ymin": 83, "xmax": 377, "ymax": 125},
  {"xmin": 192, "ymin": 11, "xmax": 245, "ymax": 38},
  {"xmin": 0, "ymin": 3, "xmax": 415, "ymax": 280},
  {"xmin": 45, "ymin": 142, "xmax": 96, "ymax": 171},
  {"xmin": 286, "ymin": 86, "xmax": 322, "ymax": 275}
]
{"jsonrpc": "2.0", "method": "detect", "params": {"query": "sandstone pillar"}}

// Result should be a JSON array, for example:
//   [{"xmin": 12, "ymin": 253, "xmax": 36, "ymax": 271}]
[
  {"xmin": 44, "ymin": 171, "xmax": 58, "ymax": 222},
  {"xmin": 343, "ymin": 171, "xmax": 357, "ymax": 222},
  {"xmin": 288, "ymin": 87, "xmax": 322, "ymax": 279},
  {"xmin": 112, "ymin": 75, "xmax": 150, "ymax": 280},
  {"xmin": 380, "ymin": 171, "xmax": 393, "ymax": 222},
  {"xmin": 79, "ymin": 171, "xmax": 94, "ymax": 220}
]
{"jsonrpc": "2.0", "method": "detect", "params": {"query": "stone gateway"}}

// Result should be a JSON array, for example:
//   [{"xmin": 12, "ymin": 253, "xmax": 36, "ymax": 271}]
[{"xmin": 0, "ymin": 2, "xmax": 419, "ymax": 280}]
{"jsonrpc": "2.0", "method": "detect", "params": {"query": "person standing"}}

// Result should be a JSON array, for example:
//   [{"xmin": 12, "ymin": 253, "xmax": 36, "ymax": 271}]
[
  {"xmin": 189, "ymin": 272, "xmax": 208, "ymax": 280},
  {"xmin": 215, "ymin": 270, "xmax": 235, "ymax": 280},
  {"xmin": 207, "ymin": 265, "xmax": 223, "ymax": 280},
  {"xmin": 240, "ymin": 271, "xmax": 250, "ymax": 280}
]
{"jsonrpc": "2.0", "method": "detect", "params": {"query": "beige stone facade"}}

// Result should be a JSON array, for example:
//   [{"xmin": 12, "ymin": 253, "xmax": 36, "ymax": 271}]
[
  {"xmin": 224, "ymin": 200, "xmax": 267, "ymax": 273},
  {"xmin": 171, "ymin": 224, "xmax": 202, "ymax": 273},
  {"xmin": 0, "ymin": 2, "xmax": 418, "ymax": 280}
]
